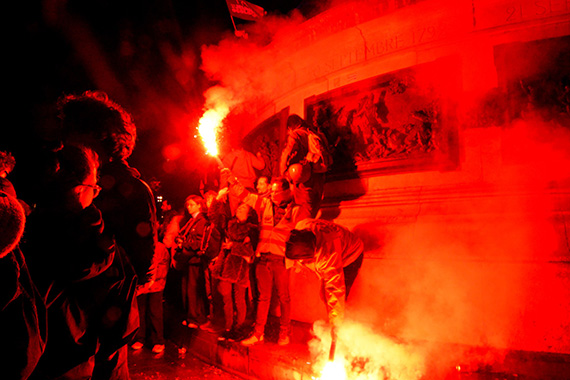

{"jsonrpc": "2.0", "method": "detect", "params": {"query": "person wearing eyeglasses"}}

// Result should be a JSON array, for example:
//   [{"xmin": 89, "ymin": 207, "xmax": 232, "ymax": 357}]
[
  {"xmin": 57, "ymin": 91, "xmax": 157, "ymax": 377},
  {"xmin": 58, "ymin": 91, "xmax": 158, "ymax": 288},
  {"xmin": 22, "ymin": 144, "xmax": 130, "ymax": 380}
]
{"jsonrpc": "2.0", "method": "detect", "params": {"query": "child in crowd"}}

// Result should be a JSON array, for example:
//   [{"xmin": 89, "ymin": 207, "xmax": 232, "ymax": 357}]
[{"xmin": 212, "ymin": 198, "xmax": 259, "ymax": 341}]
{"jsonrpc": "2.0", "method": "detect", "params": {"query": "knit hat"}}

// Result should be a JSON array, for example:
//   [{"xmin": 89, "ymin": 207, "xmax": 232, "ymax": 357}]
[{"xmin": 0, "ymin": 192, "xmax": 26, "ymax": 258}]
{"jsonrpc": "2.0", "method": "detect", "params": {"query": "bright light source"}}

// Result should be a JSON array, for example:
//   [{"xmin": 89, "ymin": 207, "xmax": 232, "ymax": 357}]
[
  {"xmin": 198, "ymin": 105, "xmax": 229, "ymax": 157},
  {"xmin": 319, "ymin": 360, "xmax": 347, "ymax": 380}
]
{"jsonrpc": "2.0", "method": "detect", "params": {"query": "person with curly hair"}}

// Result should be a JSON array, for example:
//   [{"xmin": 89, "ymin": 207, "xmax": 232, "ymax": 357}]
[
  {"xmin": 57, "ymin": 91, "xmax": 157, "ymax": 379},
  {"xmin": 0, "ymin": 150, "xmax": 17, "ymax": 197},
  {"xmin": 58, "ymin": 90, "xmax": 157, "ymax": 285}
]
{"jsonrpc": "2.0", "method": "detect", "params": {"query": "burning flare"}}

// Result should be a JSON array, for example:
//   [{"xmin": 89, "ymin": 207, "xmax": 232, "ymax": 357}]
[
  {"xmin": 319, "ymin": 359, "xmax": 348, "ymax": 380},
  {"xmin": 310, "ymin": 321, "xmax": 426, "ymax": 380},
  {"xmin": 197, "ymin": 105, "xmax": 229, "ymax": 157}
]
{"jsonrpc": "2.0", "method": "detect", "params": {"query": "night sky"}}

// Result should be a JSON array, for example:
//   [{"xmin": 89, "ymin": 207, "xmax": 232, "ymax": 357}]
[{"xmin": 8, "ymin": 0, "xmax": 311, "ymax": 206}]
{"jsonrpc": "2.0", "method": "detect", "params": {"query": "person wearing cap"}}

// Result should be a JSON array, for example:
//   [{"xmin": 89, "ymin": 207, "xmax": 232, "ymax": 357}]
[
  {"xmin": 0, "ymin": 191, "xmax": 46, "ymax": 380},
  {"xmin": 285, "ymin": 218, "xmax": 364, "ymax": 331}
]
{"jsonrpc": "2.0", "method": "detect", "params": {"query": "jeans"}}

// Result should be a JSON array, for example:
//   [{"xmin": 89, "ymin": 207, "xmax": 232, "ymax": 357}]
[
  {"xmin": 253, "ymin": 253, "xmax": 290, "ymax": 335},
  {"xmin": 292, "ymin": 172, "xmax": 325, "ymax": 218},
  {"xmin": 218, "ymin": 280, "xmax": 247, "ymax": 330},
  {"xmin": 135, "ymin": 291, "xmax": 164, "ymax": 345},
  {"xmin": 181, "ymin": 263, "xmax": 208, "ymax": 325}
]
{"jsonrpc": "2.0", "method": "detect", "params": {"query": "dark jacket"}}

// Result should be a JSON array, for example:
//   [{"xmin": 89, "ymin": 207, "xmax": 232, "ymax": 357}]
[
  {"xmin": 0, "ymin": 247, "xmax": 46, "ymax": 380},
  {"xmin": 173, "ymin": 212, "xmax": 209, "ymax": 267},
  {"xmin": 96, "ymin": 160, "xmax": 158, "ymax": 284},
  {"xmin": 24, "ymin": 204, "xmax": 138, "ymax": 379},
  {"xmin": 24, "ymin": 204, "xmax": 116, "ymax": 301},
  {"xmin": 212, "ymin": 218, "xmax": 258, "ymax": 285}
]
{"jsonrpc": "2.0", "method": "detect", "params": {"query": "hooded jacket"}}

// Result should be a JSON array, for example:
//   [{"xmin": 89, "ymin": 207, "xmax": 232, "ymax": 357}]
[{"xmin": 293, "ymin": 218, "xmax": 364, "ymax": 328}]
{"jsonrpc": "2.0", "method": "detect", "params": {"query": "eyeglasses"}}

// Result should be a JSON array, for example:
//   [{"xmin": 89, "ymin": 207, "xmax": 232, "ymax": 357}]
[{"xmin": 77, "ymin": 183, "xmax": 102, "ymax": 197}]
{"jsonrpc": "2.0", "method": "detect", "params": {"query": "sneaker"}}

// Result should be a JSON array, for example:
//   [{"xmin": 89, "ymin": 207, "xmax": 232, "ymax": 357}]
[
  {"xmin": 278, "ymin": 329, "xmax": 290, "ymax": 346},
  {"xmin": 277, "ymin": 335, "xmax": 290, "ymax": 346},
  {"xmin": 186, "ymin": 322, "xmax": 199, "ymax": 329},
  {"xmin": 241, "ymin": 332, "xmax": 264, "ymax": 346},
  {"xmin": 131, "ymin": 341, "xmax": 144, "ymax": 350},
  {"xmin": 152, "ymin": 344, "xmax": 165, "ymax": 353}
]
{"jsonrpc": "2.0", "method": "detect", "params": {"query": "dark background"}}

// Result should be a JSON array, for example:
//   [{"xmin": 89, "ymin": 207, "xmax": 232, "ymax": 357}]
[{"xmin": 6, "ymin": 0, "xmax": 315, "ymax": 207}]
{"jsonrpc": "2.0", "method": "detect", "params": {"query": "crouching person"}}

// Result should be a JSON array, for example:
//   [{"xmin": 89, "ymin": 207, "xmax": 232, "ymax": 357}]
[{"xmin": 285, "ymin": 218, "xmax": 364, "ymax": 335}]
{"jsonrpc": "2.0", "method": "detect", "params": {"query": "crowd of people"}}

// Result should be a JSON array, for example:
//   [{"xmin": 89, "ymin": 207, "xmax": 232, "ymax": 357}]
[{"xmin": 0, "ymin": 90, "xmax": 364, "ymax": 380}]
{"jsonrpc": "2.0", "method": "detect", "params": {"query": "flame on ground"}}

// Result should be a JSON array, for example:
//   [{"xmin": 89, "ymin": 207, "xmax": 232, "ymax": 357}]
[
  {"xmin": 197, "ymin": 105, "xmax": 229, "ymax": 156},
  {"xmin": 310, "ymin": 320, "xmax": 426, "ymax": 380},
  {"xmin": 319, "ymin": 359, "xmax": 348, "ymax": 380}
]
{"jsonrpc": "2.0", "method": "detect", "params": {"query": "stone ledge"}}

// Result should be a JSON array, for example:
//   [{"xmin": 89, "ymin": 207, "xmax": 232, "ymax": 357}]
[
  {"xmin": 184, "ymin": 319, "xmax": 315, "ymax": 380},
  {"xmin": 177, "ymin": 321, "xmax": 570, "ymax": 380}
]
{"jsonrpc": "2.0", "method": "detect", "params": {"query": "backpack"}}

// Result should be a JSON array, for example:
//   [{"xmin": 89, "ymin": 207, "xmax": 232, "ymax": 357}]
[{"xmin": 307, "ymin": 129, "xmax": 333, "ymax": 173}]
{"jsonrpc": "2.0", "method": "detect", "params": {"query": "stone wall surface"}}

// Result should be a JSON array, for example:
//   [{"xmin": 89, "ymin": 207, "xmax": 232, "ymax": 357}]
[{"xmin": 248, "ymin": 0, "xmax": 570, "ymax": 358}]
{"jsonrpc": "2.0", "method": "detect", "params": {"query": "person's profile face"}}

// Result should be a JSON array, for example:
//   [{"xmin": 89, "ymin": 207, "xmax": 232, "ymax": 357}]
[
  {"xmin": 270, "ymin": 181, "xmax": 291, "ymax": 205},
  {"xmin": 186, "ymin": 200, "xmax": 200, "ymax": 215},
  {"xmin": 257, "ymin": 177, "xmax": 269, "ymax": 194},
  {"xmin": 72, "ymin": 171, "xmax": 101, "ymax": 210},
  {"xmin": 205, "ymin": 194, "xmax": 215, "ymax": 208}
]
